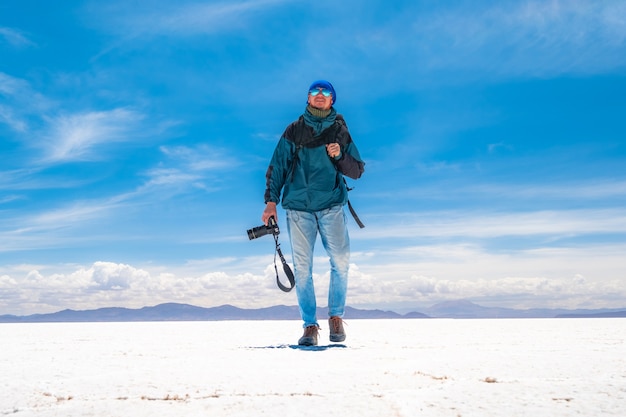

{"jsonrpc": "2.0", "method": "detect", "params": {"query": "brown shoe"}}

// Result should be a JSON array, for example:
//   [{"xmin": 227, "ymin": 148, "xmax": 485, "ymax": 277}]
[
  {"xmin": 298, "ymin": 325, "xmax": 319, "ymax": 346},
  {"xmin": 328, "ymin": 316, "xmax": 346, "ymax": 342}
]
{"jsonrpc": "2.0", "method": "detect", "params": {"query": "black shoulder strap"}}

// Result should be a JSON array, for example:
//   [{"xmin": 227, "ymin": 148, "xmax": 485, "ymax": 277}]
[
  {"xmin": 274, "ymin": 234, "xmax": 295, "ymax": 292},
  {"xmin": 289, "ymin": 116, "xmax": 339, "ymax": 181},
  {"xmin": 289, "ymin": 116, "xmax": 346, "ymax": 147}
]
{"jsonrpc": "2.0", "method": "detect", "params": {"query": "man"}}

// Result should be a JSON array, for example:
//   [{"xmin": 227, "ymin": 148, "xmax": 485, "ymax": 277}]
[{"xmin": 262, "ymin": 80, "xmax": 365, "ymax": 346}]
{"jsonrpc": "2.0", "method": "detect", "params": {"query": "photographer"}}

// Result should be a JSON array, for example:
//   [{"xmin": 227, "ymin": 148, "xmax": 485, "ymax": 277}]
[{"xmin": 261, "ymin": 80, "xmax": 365, "ymax": 346}]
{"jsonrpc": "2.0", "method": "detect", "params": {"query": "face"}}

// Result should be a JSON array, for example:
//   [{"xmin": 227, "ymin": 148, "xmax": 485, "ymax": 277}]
[{"xmin": 308, "ymin": 87, "xmax": 333, "ymax": 110}]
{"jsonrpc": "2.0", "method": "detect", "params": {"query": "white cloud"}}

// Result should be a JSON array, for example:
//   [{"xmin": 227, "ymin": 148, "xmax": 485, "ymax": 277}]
[
  {"xmin": 348, "ymin": 243, "xmax": 626, "ymax": 310},
  {"xmin": 2, "ymin": 239, "xmax": 626, "ymax": 316},
  {"xmin": 0, "ymin": 261, "xmax": 285, "ymax": 315},
  {"xmin": 88, "ymin": 262, "xmax": 148, "ymax": 290}
]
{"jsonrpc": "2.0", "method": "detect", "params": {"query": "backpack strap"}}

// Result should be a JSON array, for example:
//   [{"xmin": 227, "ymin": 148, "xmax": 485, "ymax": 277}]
[
  {"xmin": 287, "ymin": 116, "xmax": 343, "ymax": 181},
  {"xmin": 344, "ymin": 178, "xmax": 365, "ymax": 228}
]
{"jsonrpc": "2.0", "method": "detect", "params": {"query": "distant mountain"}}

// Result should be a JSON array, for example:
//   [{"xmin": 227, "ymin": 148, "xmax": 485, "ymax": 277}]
[
  {"xmin": 0, "ymin": 303, "xmax": 427, "ymax": 323},
  {"xmin": 1, "ymin": 300, "xmax": 624, "ymax": 323},
  {"xmin": 556, "ymin": 310, "xmax": 626, "ymax": 318},
  {"xmin": 423, "ymin": 299, "xmax": 626, "ymax": 319}
]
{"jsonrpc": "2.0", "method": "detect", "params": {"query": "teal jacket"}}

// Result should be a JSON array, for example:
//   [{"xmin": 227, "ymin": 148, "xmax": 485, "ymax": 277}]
[{"xmin": 264, "ymin": 107, "xmax": 364, "ymax": 212}]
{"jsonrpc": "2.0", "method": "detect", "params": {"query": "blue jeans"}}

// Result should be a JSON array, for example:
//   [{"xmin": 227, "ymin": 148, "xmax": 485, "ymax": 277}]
[{"xmin": 286, "ymin": 205, "xmax": 350, "ymax": 328}]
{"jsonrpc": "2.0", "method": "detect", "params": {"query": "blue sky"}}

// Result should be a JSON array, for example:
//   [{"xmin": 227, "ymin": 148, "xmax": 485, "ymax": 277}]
[{"xmin": 1, "ymin": 0, "xmax": 626, "ymax": 315}]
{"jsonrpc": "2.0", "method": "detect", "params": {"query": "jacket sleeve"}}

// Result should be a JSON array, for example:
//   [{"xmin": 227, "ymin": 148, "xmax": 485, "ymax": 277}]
[
  {"xmin": 264, "ymin": 136, "xmax": 294, "ymax": 204},
  {"xmin": 335, "ymin": 125, "xmax": 365, "ymax": 180}
]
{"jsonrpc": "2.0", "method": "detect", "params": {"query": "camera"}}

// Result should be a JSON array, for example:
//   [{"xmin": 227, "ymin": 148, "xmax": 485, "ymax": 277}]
[{"xmin": 247, "ymin": 216, "xmax": 280, "ymax": 240}]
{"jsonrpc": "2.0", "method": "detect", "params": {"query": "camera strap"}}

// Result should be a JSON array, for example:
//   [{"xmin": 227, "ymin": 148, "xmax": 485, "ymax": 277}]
[{"xmin": 273, "ymin": 234, "xmax": 295, "ymax": 292}]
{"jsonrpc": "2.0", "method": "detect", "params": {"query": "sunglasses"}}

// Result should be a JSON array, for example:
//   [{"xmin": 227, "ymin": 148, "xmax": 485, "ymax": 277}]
[{"xmin": 309, "ymin": 88, "xmax": 332, "ymax": 97}]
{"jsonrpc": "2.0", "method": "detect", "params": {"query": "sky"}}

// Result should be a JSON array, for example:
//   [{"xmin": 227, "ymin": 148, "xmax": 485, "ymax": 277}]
[{"xmin": 1, "ymin": 0, "xmax": 626, "ymax": 315}]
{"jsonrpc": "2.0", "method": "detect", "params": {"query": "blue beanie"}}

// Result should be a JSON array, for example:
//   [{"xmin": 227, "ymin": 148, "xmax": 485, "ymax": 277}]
[{"xmin": 308, "ymin": 80, "xmax": 336, "ymax": 105}]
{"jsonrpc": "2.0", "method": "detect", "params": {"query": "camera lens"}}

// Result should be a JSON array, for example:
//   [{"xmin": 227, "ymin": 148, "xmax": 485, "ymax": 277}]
[{"xmin": 247, "ymin": 225, "xmax": 269, "ymax": 240}]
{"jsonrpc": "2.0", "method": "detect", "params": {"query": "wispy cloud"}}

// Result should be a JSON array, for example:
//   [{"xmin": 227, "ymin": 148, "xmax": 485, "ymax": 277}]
[
  {"xmin": 0, "ymin": 72, "xmax": 48, "ymax": 106},
  {"xmin": 369, "ymin": 179, "xmax": 626, "ymax": 206},
  {"xmin": 0, "ymin": 166, "xmax": 108, "ymax": 193},
  {"xmin": 0, "ymin": 146, "xmax": 241, "ymax": 254},
  {"xmin": 411, "ymin": 0, "xmax": 626, "ymax": 77},
  {"xmin": 141, "ymin": 145, "xmax": 240, "ymax": 192},
  {"xmin": 40, "ymin": 108, "xmax": 145, "ymax": 162},
  {"xmin": 1, "ymin": 72, "xmax": 174, "ymax": 166},
  {"xmin": 0, "ymin": 72, "xmax": 26, "ymax": 95},
  {"xmin": 467, "ymin": 180, "xmax": 626, "ymax": 201},
  {"xmin": 159, "ymin": 145, "xmax": 235, "ymax": 171},
  {"xmin": 0, "ymin": 194, "xmax": 23, "ymax": 204},
  {"xmin": 145, "ymin": 0, "xmax": 289, "ymax": 36},
  {"xmin": 0, "ymin": 72, "xmax": 50, "ymax": 132},
  {"xmin": 0, "ymin": 27, "xmax": 35, "ymax": 48},
  {"xmin": 358, "ymin": 208, "xmax": 626, "ymax": 242},
  {"xmin": 87, "ymin": 0, "xmax": 290, "ymax": 38},
  {"xmin": 0, "ymin": 105, "xmax": 27, "ymax": 132},
  {"xmin": 308, "ymin": 0, "xmax": 626, "ymax": 91},
  {"xmin": 0, "ymin": 198, "xmax": 127, "ymax": 253}
]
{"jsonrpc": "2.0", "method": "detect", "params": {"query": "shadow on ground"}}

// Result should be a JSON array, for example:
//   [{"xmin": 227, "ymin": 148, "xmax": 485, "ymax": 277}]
[{"xmin": 247, "ymin": 344, "xmax": 348, "ymax": 351}]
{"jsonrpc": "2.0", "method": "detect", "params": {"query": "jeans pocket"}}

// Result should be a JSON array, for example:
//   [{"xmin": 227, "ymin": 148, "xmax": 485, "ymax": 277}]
[{"xmin": 287, "ymin": 209, "xmax": 300, "ymax": 223}]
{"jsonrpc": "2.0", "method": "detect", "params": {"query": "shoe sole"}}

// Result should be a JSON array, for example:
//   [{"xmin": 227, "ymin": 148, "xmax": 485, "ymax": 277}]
[
  {"xmin": 298, "ymin": 337, "xmax": 318, "ymax": 346},
  {"xmin": 329, "ymin": 334, "xmax": 346, "ymax": 343}
]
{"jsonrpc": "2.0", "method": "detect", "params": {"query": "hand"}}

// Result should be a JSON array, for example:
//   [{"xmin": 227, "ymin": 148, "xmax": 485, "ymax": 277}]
[
  {"xmin": 262, "ymin": 202, "xmax": 277, "ymax": 225},
  {"xmin": 326, "ymin": 143, "xmax": 341, "ymax": 158}
]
